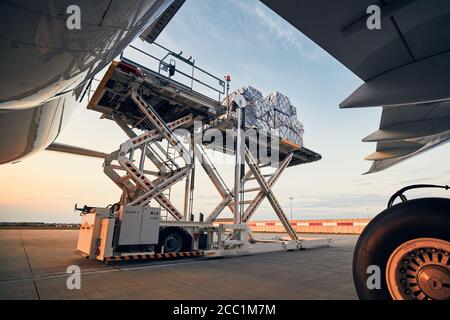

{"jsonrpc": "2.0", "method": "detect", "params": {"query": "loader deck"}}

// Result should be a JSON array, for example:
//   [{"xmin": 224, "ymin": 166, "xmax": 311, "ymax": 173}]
[{"xmin": 88, "ymin": 55, "xmax": 321, "ymax": 167}]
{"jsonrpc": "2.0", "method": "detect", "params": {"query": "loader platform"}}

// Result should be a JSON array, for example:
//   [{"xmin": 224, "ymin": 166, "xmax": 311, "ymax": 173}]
[{"xmin": 87, "ymin": 44, "xmax": 321, "ymax": 167}]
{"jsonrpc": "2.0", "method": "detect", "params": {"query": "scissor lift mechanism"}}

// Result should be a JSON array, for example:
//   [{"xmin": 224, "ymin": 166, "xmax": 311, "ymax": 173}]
[{"xmin": 80, "ymin": 43, "xmax": 328, "ymax": 261}]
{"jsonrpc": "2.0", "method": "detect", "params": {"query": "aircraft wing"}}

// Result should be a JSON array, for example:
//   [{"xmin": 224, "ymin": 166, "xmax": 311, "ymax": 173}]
[{"xmin": 261, "ymin": 0, "xmax": 450, "ymax": 172}]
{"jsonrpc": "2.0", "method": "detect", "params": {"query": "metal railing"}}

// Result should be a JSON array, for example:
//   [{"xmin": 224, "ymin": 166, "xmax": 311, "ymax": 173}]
[{"xmin": 121, "ymin": 42, "xmax": 226, "ymax": 102}]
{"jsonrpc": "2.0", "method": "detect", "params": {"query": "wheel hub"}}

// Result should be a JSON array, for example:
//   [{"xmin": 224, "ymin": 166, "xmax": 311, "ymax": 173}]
[
  {"xmin": 163, "ymin": 234, "xmax": 182, "ymax": 252},
  {"xmin": 417, "ymin": 265, "xmax": 448, "ymax": 300},
  {"xmin": 386, "ymin": 238, "xmax": 450, "ymax": 300}
]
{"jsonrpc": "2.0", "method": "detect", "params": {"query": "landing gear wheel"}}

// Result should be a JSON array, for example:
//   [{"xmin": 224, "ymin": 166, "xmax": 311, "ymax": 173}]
[
  {"xmin": 386, "ymin": 238, "xmax": 449, "ymax": 300},
  {"xmin": 353, "ymin": 198, "xmax": 450, "ymax": 300},
  {"xmin": 155, "ymin": 227, "xmax": 191, "ymax": 253}
]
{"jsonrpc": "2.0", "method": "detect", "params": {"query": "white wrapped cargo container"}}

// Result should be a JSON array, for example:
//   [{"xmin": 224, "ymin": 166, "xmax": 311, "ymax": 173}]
[{"xmin": 227, "ymin": 86, "xmax": 305, "ymax": 147}]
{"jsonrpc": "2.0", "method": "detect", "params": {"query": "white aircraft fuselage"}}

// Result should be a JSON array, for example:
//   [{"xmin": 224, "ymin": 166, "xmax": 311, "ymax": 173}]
[{"xmin": 0, "ymin": 0, "xmax": 175, "ymax": 164}]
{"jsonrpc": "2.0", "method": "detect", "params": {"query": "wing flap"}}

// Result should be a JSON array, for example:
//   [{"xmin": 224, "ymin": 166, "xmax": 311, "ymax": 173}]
[{"xmin": 365, "ymin": 101, "xmax": 450, "ymax": 173}]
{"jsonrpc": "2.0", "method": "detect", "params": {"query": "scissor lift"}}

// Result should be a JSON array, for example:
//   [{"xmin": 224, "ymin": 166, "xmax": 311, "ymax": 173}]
[{"xmin": 77, "ymin": 43, "xmax": 329, "ymax": 262}]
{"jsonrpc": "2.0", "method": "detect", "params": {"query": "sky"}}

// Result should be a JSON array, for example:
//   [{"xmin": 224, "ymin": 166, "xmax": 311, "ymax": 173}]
[{"xmin": 0, "ymin": 0, "xmax": 449, "ymax": 223}]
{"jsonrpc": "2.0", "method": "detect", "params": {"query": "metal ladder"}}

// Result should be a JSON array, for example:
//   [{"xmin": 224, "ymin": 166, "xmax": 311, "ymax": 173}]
[
  {"xmin": 160, "ymin": 141, "xmax": 177, "ymax": 220},
  {"xmin": 103, "ymin": 90, "xmax": 193, "ymax": 221}
]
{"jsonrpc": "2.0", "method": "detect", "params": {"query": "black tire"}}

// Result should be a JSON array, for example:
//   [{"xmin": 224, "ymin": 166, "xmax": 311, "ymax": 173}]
[
  {"xmin": 353, "ymin": 197, "xmax": 450, "ymax": 300},
  {"xmin": 155, "ymin": 227, "xmax": 192, "ymax": 253}
]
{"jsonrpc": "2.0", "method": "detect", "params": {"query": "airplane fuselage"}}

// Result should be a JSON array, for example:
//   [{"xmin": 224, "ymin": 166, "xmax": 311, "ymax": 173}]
[{"xmin": 0, "ymin": 0, "xmax": 173, "ymax": 164}]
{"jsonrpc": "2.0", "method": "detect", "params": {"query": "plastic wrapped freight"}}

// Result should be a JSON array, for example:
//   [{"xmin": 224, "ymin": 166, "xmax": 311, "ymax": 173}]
[{"xmin": 228, "ymin": 86, "xmax": 304, "ymax": 147}]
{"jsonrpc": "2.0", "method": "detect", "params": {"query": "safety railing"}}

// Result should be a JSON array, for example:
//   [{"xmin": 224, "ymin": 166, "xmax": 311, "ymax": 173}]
[{"xmin": 121, "ymin": 42, "xmax": 226, "ymax": 103}]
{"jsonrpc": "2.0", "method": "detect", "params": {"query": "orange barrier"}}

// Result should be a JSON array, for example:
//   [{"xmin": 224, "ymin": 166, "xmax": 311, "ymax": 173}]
[{"xmin": 215, "ymin": 218, "xmax": 371, "ymax": 234}]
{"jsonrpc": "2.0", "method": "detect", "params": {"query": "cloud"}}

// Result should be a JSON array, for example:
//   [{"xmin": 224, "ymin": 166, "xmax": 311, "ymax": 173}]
[
  {"xmin": 253, "ymin": 6, "xmax": 304, "ymax": 51},
  {"xmin": 232, "ymin": 0, "xmax": 323, "ymax": 60}
]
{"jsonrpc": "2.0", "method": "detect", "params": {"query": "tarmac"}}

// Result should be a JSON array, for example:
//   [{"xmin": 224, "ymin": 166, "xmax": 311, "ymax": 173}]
[{"xmin": 0, "ymin": 230, "xmax": 358, "ymax": 299}]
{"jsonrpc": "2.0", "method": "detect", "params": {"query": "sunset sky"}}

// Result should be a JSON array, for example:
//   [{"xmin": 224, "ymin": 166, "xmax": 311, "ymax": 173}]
[{"xmin": 1, "ymin": 0, "xmax": 449, "ymax": 223}]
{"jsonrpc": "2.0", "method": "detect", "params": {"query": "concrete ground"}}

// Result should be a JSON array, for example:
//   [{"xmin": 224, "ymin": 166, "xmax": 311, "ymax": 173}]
[{"xmin": 0, "ymin": 230, "xmax": 358, "ymax": 300}]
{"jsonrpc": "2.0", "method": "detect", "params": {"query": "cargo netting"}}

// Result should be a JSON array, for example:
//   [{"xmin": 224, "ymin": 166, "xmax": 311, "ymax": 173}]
[{"xmin": 227, "ymin": 86, "xmax": 304, "ymax": 147}]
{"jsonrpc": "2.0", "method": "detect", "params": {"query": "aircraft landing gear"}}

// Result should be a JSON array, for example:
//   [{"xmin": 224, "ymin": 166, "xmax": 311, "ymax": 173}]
[{"xmin": 353, "ymin": 196, "xmax": 450, "ymax": 300}]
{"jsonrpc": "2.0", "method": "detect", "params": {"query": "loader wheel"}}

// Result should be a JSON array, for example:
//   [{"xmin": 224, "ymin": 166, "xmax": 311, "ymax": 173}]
[
  {"xmin": 353, "ymin": 198, "xmax": 450, "ymax": 300},
  {"xmin": 155, "ymin": 227, "xmax": 192, "ymax": 253}
]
